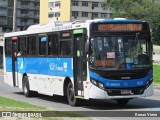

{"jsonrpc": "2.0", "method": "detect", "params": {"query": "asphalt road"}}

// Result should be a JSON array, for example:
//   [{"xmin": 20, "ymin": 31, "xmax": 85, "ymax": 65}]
[{"xmin": 0, "ymin": 70, "xmax": 160, "ymax": 120}]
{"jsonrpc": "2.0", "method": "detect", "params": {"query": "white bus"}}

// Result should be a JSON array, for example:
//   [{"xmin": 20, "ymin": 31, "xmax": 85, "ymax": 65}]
[{"xmin": 4, "ymin": 19, "xmax": 153, "ymax": 106}]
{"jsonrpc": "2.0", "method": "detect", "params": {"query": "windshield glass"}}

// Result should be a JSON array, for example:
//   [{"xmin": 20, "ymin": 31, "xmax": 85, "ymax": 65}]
[{"xmin": 89, "ymin": 35, "xmax": 152, "ymax": 70}]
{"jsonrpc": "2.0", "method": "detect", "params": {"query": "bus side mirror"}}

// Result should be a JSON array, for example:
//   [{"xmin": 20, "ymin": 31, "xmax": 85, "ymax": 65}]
[{"xmin": 85, "ymin": 42, "xmax": 89, "ymax": 54}]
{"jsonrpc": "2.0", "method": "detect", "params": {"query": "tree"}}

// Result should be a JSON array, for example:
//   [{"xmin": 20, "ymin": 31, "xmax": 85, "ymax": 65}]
[{"xmin": 104, "ymin": 0, "xmax": 160, "ymax": 45}]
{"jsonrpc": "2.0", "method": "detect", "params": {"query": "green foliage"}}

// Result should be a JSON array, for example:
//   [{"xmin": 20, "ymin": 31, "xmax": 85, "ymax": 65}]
[
  {"xmin": 104, "ymin": 0, "xmax": 160, "ymax": 45},
  {"xmin": 0, "ymin": 96, "xmax": 46, "ymax": 111},
  {"xmin": 0, "ymin": 96, "xmax": 90, "ymax": 119},
  {"xmin": 153, "ymin": 65, "xmax": 160, "ymax": 84}
]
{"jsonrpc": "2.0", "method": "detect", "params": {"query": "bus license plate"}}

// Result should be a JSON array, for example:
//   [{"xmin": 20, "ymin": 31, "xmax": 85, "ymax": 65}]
[{"xmin": 121, "ymin": 90, "xmax": 132, "ymax": 95}]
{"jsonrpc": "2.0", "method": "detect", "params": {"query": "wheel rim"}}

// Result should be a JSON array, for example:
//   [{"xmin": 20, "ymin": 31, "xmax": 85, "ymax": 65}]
[
  {"xmin": 69, "ymin": 87, "xmax": 74, "ymax": 101},
  {"xmin": 67, "ymin": 83, "xmax": 75, "ymax": 102},
  {"xmin": 24, "ymin": 84, "xmax": 28, "ymax": 94}
]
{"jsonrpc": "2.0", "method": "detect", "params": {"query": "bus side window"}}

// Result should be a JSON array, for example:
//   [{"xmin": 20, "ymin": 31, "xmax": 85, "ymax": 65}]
[
  {"xmin": 27, "ymin": 36, "xmax": 37, "ymax": 56},
  {"xmin": 18, "ymin": 37, "xmax": 26, "ymax": 56},
  {"xmin": 39, "ymin": 36, "xmax": 47, "ymax": 55},
  {"xmin": 48, "ymin": 34, "xmax": 58, "ymax": 56},
  {"xmin": 60, "ymin": 40, "xmax": 71, "ymax": 56}
]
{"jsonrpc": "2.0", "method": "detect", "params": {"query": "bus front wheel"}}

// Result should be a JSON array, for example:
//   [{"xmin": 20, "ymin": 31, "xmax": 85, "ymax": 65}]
[
  {"xmin": 116, "ymin": 99, "xmax": 130, "ymax": 105},
  {"xmin": 67, "ymin": 81, "xmax": 79, "ymax": 106}
]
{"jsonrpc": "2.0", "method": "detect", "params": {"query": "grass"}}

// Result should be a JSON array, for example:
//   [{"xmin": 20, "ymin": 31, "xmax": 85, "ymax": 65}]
[
  {"xmin": 153, "ymin": 64, "xmax": 160, "ymax": 84},
  {"xmin": 0, "ymin": 96, "xmax": 46, "ymax": 111},
  {"xmin": 0, "ymin": 96, "xmax": 91, "ymax": 120}
]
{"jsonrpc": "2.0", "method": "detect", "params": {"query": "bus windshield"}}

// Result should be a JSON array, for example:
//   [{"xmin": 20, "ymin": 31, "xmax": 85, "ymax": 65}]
[{"xmin": 89, "ymin": 35, "xmax": 152, "ymax": 70}]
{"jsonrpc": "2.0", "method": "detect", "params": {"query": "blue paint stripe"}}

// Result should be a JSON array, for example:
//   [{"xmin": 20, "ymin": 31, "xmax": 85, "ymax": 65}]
[
  {"xmin": 5, "ymin": 57, "xmax": 74, "ymax": 77},
  {"xmin": 90, "ymin": 71, "xmax": 153, "ymax": 88}
]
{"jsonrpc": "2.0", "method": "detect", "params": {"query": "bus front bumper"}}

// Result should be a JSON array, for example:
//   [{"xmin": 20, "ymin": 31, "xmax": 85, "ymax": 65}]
[{"xmin": 89, "ymin": 82, "xmax": 154, "ymax": 100}]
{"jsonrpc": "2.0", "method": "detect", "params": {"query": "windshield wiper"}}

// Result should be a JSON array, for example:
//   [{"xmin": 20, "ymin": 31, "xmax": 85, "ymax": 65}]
[
  {"xmin": 130, "ymin": 32, "xmax": 140, "ymax": 48},
  {"xmin": 135, "ymin": 32, "xmax": 140, "ymax": 41}
]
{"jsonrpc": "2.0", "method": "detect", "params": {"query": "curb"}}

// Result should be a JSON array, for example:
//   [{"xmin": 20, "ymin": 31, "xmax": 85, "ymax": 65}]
[{"xmin": 154, "ymin": 86, "xmax": 160, "ymax": 90}]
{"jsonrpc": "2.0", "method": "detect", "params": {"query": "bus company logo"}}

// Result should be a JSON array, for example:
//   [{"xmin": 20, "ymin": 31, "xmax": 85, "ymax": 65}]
[
  {"xmin": 124, "ymin": 82, "xmax": 128, "ymax": 86},
  {"xmin": 49, "ymin": 63, "xmax": 55, "ymax": 70},
  {"xmin": 106, "ymin": 82, "xmax": 120, "ymax": 87},
  {"xmin": 110, "ymin": 83, "xmax": 120, "ymax": 87}
]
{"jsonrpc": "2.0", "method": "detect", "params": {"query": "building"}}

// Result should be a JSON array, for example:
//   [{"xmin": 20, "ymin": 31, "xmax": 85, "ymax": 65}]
[
  {"xmin": 0, "ymin": 0, "xmax": 40, "ymax": 68},
  {"xmin": 40, "ymin": 0, "xmax": 111, "ymax": 24},
  {"xmin": 0, "ymin": 0, "xmax": 40, "ymax": 33}
]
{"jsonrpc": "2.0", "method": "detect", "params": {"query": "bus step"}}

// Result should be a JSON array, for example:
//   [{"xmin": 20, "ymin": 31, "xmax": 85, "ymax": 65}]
[{"xmin": 75, "ymin": 96, "xmax": 84, "ymax": 99}]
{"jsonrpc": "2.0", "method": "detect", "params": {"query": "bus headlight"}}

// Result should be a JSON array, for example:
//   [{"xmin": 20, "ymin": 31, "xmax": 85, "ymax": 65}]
[
  {"xmin": 91, "ymin": 78, "xmax": 105, "ymax": 90},
  {"xmin": 91, "ymin": 79, "xmax": 97, "ymax": 85},
  {"xmin": 98, "ymin": 82, "xmax": 105, "ymax": 90},
  {"xmin": 146, "ymin": 77, "xmax": 153, "ymax": 88}
]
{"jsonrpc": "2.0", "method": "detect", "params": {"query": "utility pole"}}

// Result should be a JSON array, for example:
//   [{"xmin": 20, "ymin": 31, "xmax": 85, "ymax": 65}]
[{"xmin": 13, "ymin": 0, "xmax": 17, "ymax": 32}]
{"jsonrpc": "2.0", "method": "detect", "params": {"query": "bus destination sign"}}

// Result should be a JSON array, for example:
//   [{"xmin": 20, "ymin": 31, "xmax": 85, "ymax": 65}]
[{"xmin": 98, "ymin": 24, "xmax": 142, "ymax": 31}]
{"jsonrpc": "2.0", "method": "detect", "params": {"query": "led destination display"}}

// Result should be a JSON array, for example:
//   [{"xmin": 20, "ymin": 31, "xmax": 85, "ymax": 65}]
[{"xmin": 95, "ymin": 24, "xmax": 142, "ymax": 31}]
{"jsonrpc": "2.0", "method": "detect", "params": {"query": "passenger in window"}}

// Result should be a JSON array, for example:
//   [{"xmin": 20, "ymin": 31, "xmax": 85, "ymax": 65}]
[
  {"xmin": 17, "ymin": 51, "xmax": 22, "ymax": 56},
  {"xmin": 61, "ymin": 50, "xmax": 64, "ymax": 55},
  {"xmin": 29, "ymin": 50, "xmax": 33, "ymax": 55},
  {"xmin": 23, "ymin": 47, "xmax": 26, "ymax": 55}
]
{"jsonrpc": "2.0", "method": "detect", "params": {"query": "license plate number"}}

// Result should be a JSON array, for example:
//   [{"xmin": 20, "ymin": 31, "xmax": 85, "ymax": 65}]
[{"xmin": 121, "ymin": 90, "xmax": 132, "ymax": 95}]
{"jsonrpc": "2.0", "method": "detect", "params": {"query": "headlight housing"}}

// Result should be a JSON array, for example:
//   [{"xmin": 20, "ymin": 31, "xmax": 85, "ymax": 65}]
[
  {"xmin": 146, "ymin": 77, "xmax": 153, "ymax": 88},
  {"xmin": 91, "ymin": 78, "xmax": 105, "ymax": 90}
]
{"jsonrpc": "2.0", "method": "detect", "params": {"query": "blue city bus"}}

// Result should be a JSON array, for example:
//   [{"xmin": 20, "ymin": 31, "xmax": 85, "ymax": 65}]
[{"xmin": 4, "ymin": 19, "xmax": 153, "ymax": 106}]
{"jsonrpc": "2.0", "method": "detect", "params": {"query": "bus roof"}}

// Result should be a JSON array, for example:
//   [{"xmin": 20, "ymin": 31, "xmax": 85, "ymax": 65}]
[
  {"xmin": 99, "ymin": 18, "xmax": 142, "ymax": 23},
  {"xmin": 4, "ymin": 18, "xmax": 145, "ymax": 38},
  {"xmin": 4, "ymin": 21, "xmax": 89, "ymax": 38}
]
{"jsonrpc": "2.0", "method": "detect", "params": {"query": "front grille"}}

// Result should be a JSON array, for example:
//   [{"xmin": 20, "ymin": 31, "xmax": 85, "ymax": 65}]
[
  {"xmin": 106, "ymin": 87, "xmax": 145, "ymax": 96},
  {"xmin": 90, "ymin": 67, "xmax": 152, "ymax": 80}
]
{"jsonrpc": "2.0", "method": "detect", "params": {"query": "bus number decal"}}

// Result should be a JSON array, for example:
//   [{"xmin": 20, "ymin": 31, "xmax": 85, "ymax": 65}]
[{"xmin": 49, "ymin": 63, "xmax": 56, "ymax": 70}]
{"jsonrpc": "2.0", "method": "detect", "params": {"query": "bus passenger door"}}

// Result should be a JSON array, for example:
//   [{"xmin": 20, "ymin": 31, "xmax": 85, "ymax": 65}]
[
  {"xmin": 12, "ymin": 37, "xmax": 18, "ymax": 87},
  {"xmin": 73, "ymin": 29, "xmax": 87, "ymax": 97}
]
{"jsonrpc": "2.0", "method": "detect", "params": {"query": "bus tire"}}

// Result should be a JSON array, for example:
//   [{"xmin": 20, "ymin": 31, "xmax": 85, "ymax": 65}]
[
  {"xmin": 116, "ymin": 99, "xmax": 130, "ymax": 105},
  {"xmin": 66, "ymin": 81, "xmax": 79, "ymax": 106},
  {"xmin": 22, "ymin": 76, "xmax": 33, "ymax": 97}
]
